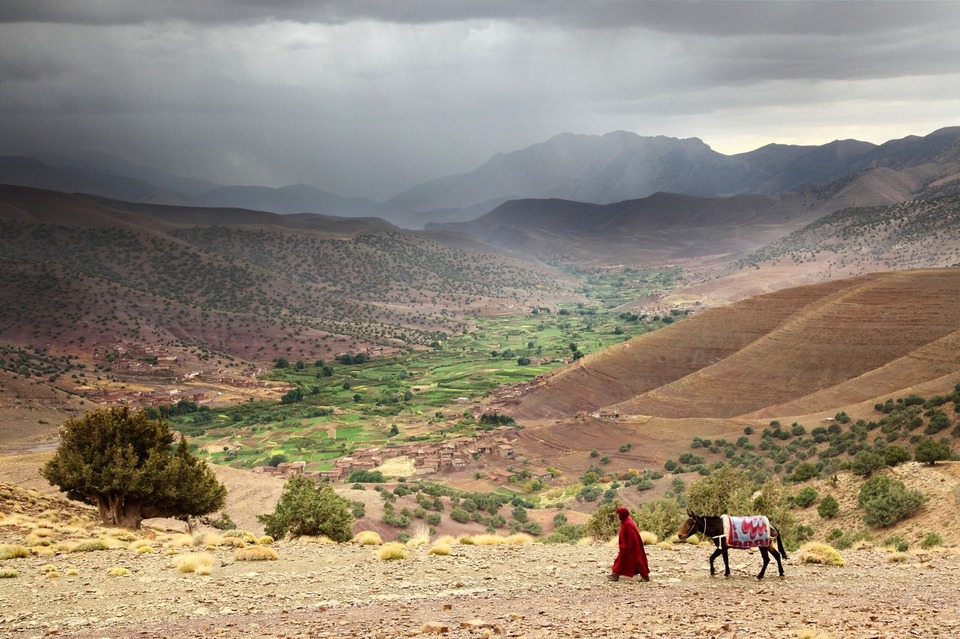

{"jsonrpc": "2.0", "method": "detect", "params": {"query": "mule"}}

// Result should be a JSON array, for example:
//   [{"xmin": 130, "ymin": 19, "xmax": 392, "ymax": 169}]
[{"xmin": 677, "ymin": 512, "xmax": 787, "ymax": 579}]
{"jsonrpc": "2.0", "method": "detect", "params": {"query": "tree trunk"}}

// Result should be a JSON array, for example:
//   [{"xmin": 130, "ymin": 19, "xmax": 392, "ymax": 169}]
[{"xmin": 96, "ymin": 494, "xmax": 144, "ymax": 529}]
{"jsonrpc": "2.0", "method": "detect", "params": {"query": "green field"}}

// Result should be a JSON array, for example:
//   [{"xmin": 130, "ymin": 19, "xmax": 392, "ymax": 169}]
[{"xmin": 168, "ymin": 268, "xmax": 685, "ymax": 470}]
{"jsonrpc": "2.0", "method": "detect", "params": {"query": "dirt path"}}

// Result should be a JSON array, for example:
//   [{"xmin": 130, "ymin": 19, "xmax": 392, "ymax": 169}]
[{"xmin": 2, "ymin": 542, "xmax": 959, "ymax": 639}]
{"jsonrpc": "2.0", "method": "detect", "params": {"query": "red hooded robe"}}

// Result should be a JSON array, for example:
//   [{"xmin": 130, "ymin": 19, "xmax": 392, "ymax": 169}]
[{"xmin": 611, "ymin": 506, "xmax": 649, "ymax": 578}]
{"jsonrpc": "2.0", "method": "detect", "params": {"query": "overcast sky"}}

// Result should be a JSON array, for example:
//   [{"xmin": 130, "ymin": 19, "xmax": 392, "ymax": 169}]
[{"xmin": 2, "ymin": 1, "xmax": 959, "ymax": 199}]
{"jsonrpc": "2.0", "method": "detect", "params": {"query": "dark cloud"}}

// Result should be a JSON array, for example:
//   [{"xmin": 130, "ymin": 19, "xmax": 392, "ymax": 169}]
[{"xmin": 0, "ymin": 1, "xmax": 958, "ymax": 199}]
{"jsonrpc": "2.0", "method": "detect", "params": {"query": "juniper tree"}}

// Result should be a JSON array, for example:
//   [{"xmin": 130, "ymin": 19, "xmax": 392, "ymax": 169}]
[{"xmin": 41, "ymin": 407, "xmax": 226, "ymax": 529}]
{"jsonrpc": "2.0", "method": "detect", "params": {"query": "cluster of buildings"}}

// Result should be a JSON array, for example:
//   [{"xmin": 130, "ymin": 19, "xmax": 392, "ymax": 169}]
[{"xmin": 252, "ymin": 429, "xmax": 523, "ymax": 483}]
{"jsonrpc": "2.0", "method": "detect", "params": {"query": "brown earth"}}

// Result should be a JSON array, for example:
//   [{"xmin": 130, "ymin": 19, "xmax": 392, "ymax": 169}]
[{"xmin": 2, "ymin": 525, "xmax": 959, "ymax": 639}]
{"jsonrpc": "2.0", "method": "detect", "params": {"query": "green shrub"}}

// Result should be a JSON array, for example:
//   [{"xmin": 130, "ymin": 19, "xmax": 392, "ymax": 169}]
[
  {"xmin": 882, "ymin": 535, "xmax": 909, "ymax": 552},
  {"xmin": 851, "ymin": 450, "xmax": 885, "ymax": 477},
  {"xmin": 914, "ymin": 438, "xmax": 952, "ymax": 465},
  {"xmin": 794, "ymin": 486, "xmax": 818, "ymax": 508},
  {"xmin": 921, "ymin": 532, "xmax": 943, "ymax": 549},
  {"xmin": 632, "ymin": 499, "xmax": 685, "ymax": 541},
  {"xmin": 789, "ymin": 462, "xmax": 818, "ymax": 483},
  {"xmin": 857, "ymin": 474, "xmax": 926, "ymax": 528},
  {"xmin": 257, "ymin": 475, "xmax": 353, "ymax": 541},
  {"xmin": 883, "ymin": 445, "xmax": 912, "ymax": 467},
  {"xmin": 817, "ymin": 495, "xmax": 839, "ymax": 519}
]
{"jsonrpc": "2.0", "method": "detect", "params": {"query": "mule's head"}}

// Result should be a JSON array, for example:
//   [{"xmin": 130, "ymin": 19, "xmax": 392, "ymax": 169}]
[{"xmin": 677, "ymin": 511, "xmax": 698, "ymax": 541}]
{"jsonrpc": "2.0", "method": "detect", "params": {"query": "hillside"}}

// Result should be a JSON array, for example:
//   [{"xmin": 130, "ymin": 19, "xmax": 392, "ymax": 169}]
[
  {"xmin": 497, "ymin": 269, "xmax": 960, "ymax": 421},
  {"xmin": 0, "ymin": 185, "xmax": 575, "ymax": 364}
]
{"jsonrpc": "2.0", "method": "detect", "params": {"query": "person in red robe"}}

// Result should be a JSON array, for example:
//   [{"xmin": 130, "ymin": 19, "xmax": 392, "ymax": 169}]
[{"xmin": 608, "ymin": 505, "xmax": 650, "ymax": 581}]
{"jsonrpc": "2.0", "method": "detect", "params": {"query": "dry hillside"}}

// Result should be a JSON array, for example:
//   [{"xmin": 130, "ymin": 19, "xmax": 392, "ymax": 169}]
[{"xmin": 498, "ymin": 268, "xmax": 960, "ymax": 422}]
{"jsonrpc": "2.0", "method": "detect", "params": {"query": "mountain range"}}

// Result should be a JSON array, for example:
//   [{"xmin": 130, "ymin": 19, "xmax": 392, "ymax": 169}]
[{"xmin": 4, "ymin": 127, "xmax": 960, "ymax": 229}]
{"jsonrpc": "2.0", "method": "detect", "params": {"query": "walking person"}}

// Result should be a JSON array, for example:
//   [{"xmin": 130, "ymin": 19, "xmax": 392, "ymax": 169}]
[{"xmin": 608, "ymin": 505, "xmax": 650, "ymax": 581}]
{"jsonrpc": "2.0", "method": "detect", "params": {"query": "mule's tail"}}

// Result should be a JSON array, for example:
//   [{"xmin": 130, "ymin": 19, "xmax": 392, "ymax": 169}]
[{"xmin": 774, "ymin": 525, "xmax": 788, "ymax": 560}]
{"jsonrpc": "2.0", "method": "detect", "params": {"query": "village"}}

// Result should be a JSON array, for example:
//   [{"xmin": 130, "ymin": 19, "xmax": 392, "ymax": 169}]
[{"xmin": 250, "ymin": 426, "xmax": 556, "ymax": 488}]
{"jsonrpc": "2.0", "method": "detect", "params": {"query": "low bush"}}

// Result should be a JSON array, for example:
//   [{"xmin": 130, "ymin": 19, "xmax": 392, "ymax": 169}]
[
  {"xmin": 235, "ymin": 546, "xmax": 279, "ymax": 561},
  {"xmin": 173, "ymin": 552, "xmax": 215, "ymax": 573},
  {"xmin": 428, "ymin": 542, "xmax": 451, "ymax": 556},
  {"xmin": 797, "ymin": 542, "xmax": 845, "ymax": 566},
  {"xmin": 794, "ymin": 486, "xmax": 818, "ymax": 508},
  {"xmin": 0, "ymin": 544, "xmax": 30, "ymax": 560},
  {"xmin": 377, "ymin": 542, "xmax": 409, "ymax": 560},
  {"xmin": 353, "ymin": 531, "xmax": 383, "ymax": 546},
  {"xmin": 858, "ymin": 475, "xmax": 926, "ymax": 528},
  {"xmin": 921, "ymin": 532, "xmax": 943, "ymax": 550}
]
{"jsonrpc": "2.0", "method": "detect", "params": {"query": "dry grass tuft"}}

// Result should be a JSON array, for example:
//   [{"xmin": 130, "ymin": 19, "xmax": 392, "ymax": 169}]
[
  {"xmin": 505, "ymin": 533, "xmax": 534, "ymax": 545},
  {"xmin": 428, "ymin": 542, "xmax": 451, "ymax": 556},
  {"xmin": 640, "ymin": 531, "xmax": 659, "ymax": 545},
  {"xmin": 193, "ymin": 532, "xmax": 223, "ymax": 548},
  {"xmin": 107, "ymin": 567, "xmax": 130, "ymax": 577},
  {"xmin": 163, "ymin": 534, "xmax": 194, "ymax": 549},
  {"xmin": 797, "ymin": 543, "xmax": 845, "ymax": 567},
  {"xmin": 235, "ymin": 546, "xmax": 279, "ymax": 561},
  {"xmin": 64, "ymin": 566, "xmax": 79, "ymax": 576},
  {"xmin": 576, "ymin": 536, "xmax": 597, "ymax": 546},
  {"xmin": 70, "ymin": 539, "xmax": 110, "ymax": 553},
  {"xmin": 217, "ymin": 536, "xmax": 248, "ymax": 548},
  {"xmin": 257, "ymin": 535, "xmax": 274, "ymax": 545},
  {"xmin": 135, "ymin": 545, "xmax": 155, "ymax": 555},
  {"xmin": 434, "ymin": 535, "xmax": 458, "ymax": 546},
  {"xmin": 0, "ymin": 567, "xmax": 19, "ymax": 578},
  {"xmin": 105, "ymin": 529, "xmax": 137, "ymax": 542},
  {"xmin": 173, "ymin": 552, "xmax": 215, "ymax": 573},
  {"xmin": 221, "ymin": 530, "xmax": 257, "ymax": 545},
  {"xmin": 886, "ymin": 552, "xmax": 910, "ymax": 563},
  {"xmin": 300, "ymin": 535, "xmax": 337, "ymax": 545},
  {"xmin": 377, "ymin": 542, "xmax": 409, "ymax": 561},
  {"xmin": 353, "ymin": 531, "xmax": 383, "ymax": 546},
  {"xmin": 796, "ymin": 630, "xmax": 833, "ymax": 639},
  {"xmin": 0, "ymin": 544, "xmax": 31, "ymax": 560},
  {"xmin": 407, "ymin": 524, "xmax": 432, "ymax": 547}
]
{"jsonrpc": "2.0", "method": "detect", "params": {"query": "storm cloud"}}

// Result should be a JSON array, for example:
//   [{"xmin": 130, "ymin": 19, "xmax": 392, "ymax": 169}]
[{"xmin": 2, "ymin": 1, "xmax": 958, "ymax": 199}]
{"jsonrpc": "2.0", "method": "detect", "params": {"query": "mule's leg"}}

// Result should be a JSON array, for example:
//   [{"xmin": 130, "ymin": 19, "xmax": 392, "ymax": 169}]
[
  {"xmin": 709, "ymin": 547, "xmax": 724, "ymax": 576},
  {"xmin": 771, "ymin": 547, "xmax": 785, "ymax": 577},
  {"xmin": 757, "ymin": 547, "xmax": 770, "ymax": 579},
  {"xmin": 721, "ymin": 546, "xmax": 731, "ymax": 577}
]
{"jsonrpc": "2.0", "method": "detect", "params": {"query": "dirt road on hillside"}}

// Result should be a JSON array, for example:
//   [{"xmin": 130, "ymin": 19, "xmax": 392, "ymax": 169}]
[{"xmin": 2, "ymin": 542, "xmax": 959, "ymax": 639}]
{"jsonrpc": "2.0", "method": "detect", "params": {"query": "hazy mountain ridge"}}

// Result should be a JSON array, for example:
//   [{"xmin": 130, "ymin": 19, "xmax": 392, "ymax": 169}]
[
  {"xmin": 388, "ymin": 127, "xmax": 960, "ymax": 224},
  {"xmin": 5, "ymin": 127, "xmax": 959, "ymax": 229}
]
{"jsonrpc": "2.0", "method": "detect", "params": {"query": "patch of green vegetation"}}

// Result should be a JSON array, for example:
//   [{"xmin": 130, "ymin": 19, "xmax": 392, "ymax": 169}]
[{"xmin": 169, "ymin": 268, "xmax": 688, "ymax": 470}]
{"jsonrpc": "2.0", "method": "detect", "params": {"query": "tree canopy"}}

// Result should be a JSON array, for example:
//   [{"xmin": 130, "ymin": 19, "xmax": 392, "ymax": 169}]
[
  {"xmin": 41, "ymin": 407, "xmax": 226, "ymax": 529},
  {"xmin": 257, "ymin": 475, "xmax": 354, "ymax": 541}
]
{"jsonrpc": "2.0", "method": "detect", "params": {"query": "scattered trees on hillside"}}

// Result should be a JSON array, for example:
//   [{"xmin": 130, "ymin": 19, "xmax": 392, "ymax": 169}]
[{"xmin": 41, "ymin": 407, "xmax": 226, "ymax": 529}]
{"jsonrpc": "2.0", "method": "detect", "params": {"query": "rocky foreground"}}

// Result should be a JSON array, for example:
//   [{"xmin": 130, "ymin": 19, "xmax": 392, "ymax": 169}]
[{"xmin": 2, "ymin": 540, "xmax": 959, "ymax": 639}]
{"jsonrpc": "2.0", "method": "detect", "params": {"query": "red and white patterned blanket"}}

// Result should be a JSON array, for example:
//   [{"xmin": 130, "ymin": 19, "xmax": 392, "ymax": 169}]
[{"xmin": 721, "ymin": 514, "xmax": 770, "ymax": 549}]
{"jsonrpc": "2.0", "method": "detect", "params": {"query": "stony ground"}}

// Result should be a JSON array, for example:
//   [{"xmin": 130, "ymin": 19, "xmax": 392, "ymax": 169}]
[{"xmin": 3, "ymin": 540, "xmax": 960, "ymax": 639}]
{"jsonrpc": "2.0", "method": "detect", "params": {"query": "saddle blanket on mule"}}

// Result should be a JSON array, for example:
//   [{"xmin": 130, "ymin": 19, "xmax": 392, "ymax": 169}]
[{"xmin": 721, "ymin": 514, "xmax": 770, "ymax": 549}]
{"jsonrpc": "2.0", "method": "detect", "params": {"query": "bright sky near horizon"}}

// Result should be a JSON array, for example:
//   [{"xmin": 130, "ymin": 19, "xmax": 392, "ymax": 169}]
[{"xmin": 2, "ymin": 1, "xmax": 959, "ymax": 199}]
